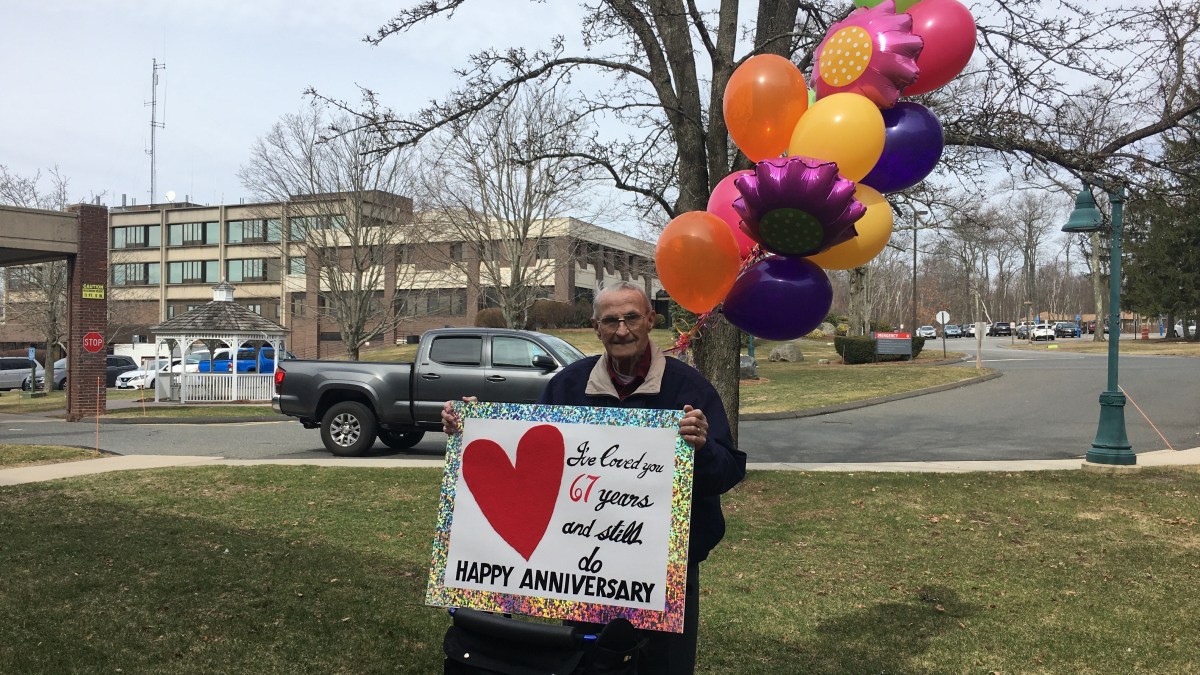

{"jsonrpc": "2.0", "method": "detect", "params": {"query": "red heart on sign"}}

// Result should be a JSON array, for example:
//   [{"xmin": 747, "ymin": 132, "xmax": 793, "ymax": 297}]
[{"xmin": 462, "ymin": 424, "xmax": 565, "ymax": 561}]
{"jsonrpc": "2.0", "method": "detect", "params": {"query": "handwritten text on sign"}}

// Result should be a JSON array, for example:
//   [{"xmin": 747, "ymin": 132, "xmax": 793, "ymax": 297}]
[{"xmin": 426, "ymin": 403, "xmax": 692, "ymax": 633}]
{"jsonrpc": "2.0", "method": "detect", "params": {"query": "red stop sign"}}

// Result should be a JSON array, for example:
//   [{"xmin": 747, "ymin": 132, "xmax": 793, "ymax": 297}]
[{"xmin": 82, "ymin": 332, "xmax": 105, "ymax": 353}]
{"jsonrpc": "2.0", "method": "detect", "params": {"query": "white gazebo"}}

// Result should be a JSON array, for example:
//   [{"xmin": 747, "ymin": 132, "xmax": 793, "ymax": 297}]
[{"xmin": 149, "ymin": 281, "xmax": 290, "ymax": 403}]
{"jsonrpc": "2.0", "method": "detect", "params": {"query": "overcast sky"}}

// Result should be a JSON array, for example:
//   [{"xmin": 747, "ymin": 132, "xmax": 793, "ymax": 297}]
[{"xmin": 1, "ymin": 0, "xmax": 592, "ymax": 210}]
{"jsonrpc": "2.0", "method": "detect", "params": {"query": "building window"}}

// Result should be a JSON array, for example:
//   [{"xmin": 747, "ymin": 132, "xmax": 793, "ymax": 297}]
[
  {"xmin": 167, "ymin": 302, "xmax": 205, "ymax": 319},
  {"xmin": 290, "ymin": 215, "xmax": 346, "ymax": 240},
  {"xmin": 227, "ymin": 258, "xmax": 279, "ymax": 283},
  {"xmin": 291, "ymin": 292, "xmax": 307, "ymax": 318},
  {"xmin": 112, "ymin": 225, "xmax": 160, "ymax": 249},
  {"xmin": 167, "ymin": 222, "xmax": 219, "ymax": 246},
  {"xmin": 478, "ymin": 287, "xmax": 502, "ymax": 310},
  {"xmin": 396, "ymin": 245, "xmax": 410, "ymax": 265},
  {"xmin": 288, "ymin": 256, "xmax": 306, "ymax": 276},
  {"xmin": 227, "ymin": 219, "xmax": 281, "ymax": 244},
  {"xmin": 536, "ymin": 239, "xmax": 552, "ymax": 260},
  {"xmin": 450, "ymin": 242, "xmax": 465, "ymax": 262},
  {"xmin": 396, "ymin": 288, "xmax": 466, "ymax": 316},
  {"xmin": 167, "ymin": 260, "xmax": 219, "ymax": 285},
  {"xmin": 111, "ymin": 262, "xmax": 160, "ymax": 286}
]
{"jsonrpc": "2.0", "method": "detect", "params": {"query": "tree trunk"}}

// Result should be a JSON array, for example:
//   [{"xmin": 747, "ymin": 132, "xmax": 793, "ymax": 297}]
[
  {"xmin": 1091, "ymin": 231, "xmax": 1105, "ymax": 342},
  {"xmin": 691, "ymin": 316, "xmax": 742, "ymax": 447},
  {"xmin": 847, "ymin": 266, "xmax": 870, "ymax": 336}
]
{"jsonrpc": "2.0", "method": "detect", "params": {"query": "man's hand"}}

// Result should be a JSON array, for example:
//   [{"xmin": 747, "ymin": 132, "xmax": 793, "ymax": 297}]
[
  {"xmin": 441, "ymin": 396, "xmax": 478, "ymax": 435},
  {"xmin": 679, "ymin": 405, "xmax": 709, "ymax": 450}
]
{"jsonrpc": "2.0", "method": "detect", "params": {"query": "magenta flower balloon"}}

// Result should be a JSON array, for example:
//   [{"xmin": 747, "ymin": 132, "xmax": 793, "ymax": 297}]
[
  {"xmin": 732, "ymin": 156, "xmax": 866, "ymax": 258},
  {"xmin": 812, "ymin": 0, "xmax": 924, "ymax": 109}
]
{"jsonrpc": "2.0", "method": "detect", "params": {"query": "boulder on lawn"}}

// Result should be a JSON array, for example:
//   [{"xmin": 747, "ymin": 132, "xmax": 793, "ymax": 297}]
[
  {"xmin": 768, "ymin": 342, "xmax": 804, "ymax": 362},
  {"xmin": 739, "ymin": 355, "xmax": 759, "ymax": 380},
  {"xmin": 818, "ymin": 322, "xmax": 836, "ymax": 336}
]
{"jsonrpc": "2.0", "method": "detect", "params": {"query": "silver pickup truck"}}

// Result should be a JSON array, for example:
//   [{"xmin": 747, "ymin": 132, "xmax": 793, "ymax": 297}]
[{"xmin": 272, "ymin": 327, "xmax": 587, "ymax": 456}]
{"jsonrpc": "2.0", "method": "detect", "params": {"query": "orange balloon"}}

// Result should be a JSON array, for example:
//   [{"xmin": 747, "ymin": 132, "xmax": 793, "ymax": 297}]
[
  {"xmin": 806, "ymin": 185, "xmax": 894, "ymax": 270},
  {"xmin": 723, "ymin": 55, "xmax": 809, "ymax": 162},
  {"xmin": 656, "ymin": 211, "xmax": 741, "ymax": 314},
  {"xmin": 787, "ymin": 92, "xmax": 885, "ymax": 181}
]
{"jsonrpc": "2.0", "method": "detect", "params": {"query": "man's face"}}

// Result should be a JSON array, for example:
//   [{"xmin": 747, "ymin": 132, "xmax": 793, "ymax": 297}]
[{"xmin": 592, "ymin": 289, "xmax": 656, "ymax": 364}]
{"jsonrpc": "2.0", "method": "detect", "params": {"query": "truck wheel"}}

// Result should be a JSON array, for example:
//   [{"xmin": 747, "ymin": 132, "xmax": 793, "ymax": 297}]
[
  {"xmin": 321, "ymin": 401, "xmax": 378, "ymax": 457},
  {"xmin": 378, "ymin": 428, "xmax": 426, "ymax": 450}
]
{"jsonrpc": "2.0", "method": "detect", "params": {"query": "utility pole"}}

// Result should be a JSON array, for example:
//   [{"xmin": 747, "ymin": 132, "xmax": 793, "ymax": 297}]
[{"xmin": 147, "ymin": 58, "xmax": 166, "ymax": 204}]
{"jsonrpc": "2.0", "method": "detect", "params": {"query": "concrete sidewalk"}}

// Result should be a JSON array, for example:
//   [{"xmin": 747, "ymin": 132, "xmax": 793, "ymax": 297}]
[{"xmin": 3, "ymin": 448, "xmax": 1199, "ymax": 486}]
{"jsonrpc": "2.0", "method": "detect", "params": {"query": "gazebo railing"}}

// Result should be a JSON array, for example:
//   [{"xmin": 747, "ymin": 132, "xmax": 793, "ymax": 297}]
[{"xmin": 180, "ymin": 373, "xmax": 274, "ymax": 402}]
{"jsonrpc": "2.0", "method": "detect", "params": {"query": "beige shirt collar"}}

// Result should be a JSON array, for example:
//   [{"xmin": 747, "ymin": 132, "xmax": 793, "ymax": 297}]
[{"xmin": 585, "ymin": 345, "xmax": 667, "ymax": 399}]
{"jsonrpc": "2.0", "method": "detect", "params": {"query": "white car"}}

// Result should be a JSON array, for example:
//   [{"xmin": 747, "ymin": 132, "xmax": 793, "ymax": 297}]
[
  {"xmin": 1030, "ymin": 323, "xmax": 1056, "ymax": 341},
  {"xmin": 1175, "ymin": 322, "xmax": 1196, "ymax": 337},
  {"xmin": 115, "ymin": 358, "xmax": 182, "ymax": 389},
  {"xmin": 917, "ymin": 325, "xmax": 937, "ymax": 338}
]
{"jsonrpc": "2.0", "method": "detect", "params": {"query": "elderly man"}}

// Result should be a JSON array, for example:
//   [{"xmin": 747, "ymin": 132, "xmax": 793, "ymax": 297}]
[{"xmin": 442, "ymin": 280, "xmax": 745, "ymax": 674}]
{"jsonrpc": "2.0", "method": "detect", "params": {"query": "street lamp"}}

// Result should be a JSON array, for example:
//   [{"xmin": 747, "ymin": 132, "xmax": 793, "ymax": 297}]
[{"xmin": 1062, "ymin": 185, "xmax": 1134, "ymax": 466}]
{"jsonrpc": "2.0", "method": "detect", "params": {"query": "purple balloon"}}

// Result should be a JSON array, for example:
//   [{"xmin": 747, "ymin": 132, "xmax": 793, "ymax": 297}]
[
  {"xmin": 860, "ymin": 102, "xmax": 944, "ymax": 194},
  {"xmin": 722, "ymin": 256, "xmax": 833, "ymax": 340}
]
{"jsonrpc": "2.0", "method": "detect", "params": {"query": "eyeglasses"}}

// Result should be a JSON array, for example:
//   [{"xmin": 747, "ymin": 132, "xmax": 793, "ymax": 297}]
[{"xmin": 597, "ymin": 312, "xmax": 646, "ymax": 331}]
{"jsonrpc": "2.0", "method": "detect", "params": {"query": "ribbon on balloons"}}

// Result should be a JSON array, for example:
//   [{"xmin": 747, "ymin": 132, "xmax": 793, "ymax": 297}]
[
  {"xmin": 655, "ymin": 211, "xmax": 742, "ymax": 314},
  {"xmin": 805, "ymin": 184, "xmax": 894, "ymax": 270},
  {"xmin": 859, "ymin": 102, "xmax": 943, "ymax": 193},
  {"xmin": 788, "ymin": 93, "xmax": 886, "ymax": 182},
  {"xmin": 722, "ymin": 256, "xmax": 834, "ymax": 341},
  {"xmin": 732, "ymin": 156, "xmax": 865, "ymax": 258},
  {"xmin": 812, "ymin": 0, "xmax": 923, "ymax": 109},
  {"xmin": 722, "ymin": 54, "xmax": 809, "ymax": 162},
  {"xmin": 707, "ymin": 170, "xmax": 759, "ymax": 259},
  {"xmin": 902, "ymin": 0, "xmax": 976, "ymax": 96}
]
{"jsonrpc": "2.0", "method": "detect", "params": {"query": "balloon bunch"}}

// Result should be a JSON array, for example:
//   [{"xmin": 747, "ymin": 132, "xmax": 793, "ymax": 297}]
[{"xmin": 656, "ymin": 0, "xmax": 975, "ymax": 342}]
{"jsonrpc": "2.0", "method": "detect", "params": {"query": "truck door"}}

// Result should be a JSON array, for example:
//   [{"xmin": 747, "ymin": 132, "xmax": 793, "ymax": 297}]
[
  {"xmin": 486, "ymin": 335, "xmax": 558, "ymax": 404},
  {"xmin": 414, "ymin": 334, "xmax": 488, "ymax": 423}
]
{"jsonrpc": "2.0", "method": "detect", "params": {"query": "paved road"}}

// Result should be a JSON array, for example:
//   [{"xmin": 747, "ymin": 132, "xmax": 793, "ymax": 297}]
[{"xmin": 3, "ymin": 336, "xmax": 1197, "ymax": 463}]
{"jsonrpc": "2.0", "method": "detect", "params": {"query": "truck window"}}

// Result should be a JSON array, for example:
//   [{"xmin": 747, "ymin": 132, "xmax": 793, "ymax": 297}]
[
  {"xmin": 429, "ymin": 336, "xmax": 482, "ymax": 366},
  {"xmin": 492, "ymin": 336, "xmax": 548, "ymax": 368}
]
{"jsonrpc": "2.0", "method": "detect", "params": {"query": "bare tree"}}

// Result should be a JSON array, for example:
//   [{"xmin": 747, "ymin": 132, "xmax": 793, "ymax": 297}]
[
  {"xmin": 238, "ymin": 106, "xmax": 420, "ymax": 360},
  {"xmin": 314, "ymin": 0, "xmax": 1200, "ymax": 438},
  {"xmin": 0, "ymin": 165, "xmax": 72, "ymax": 392},
  {"xmin": 416, "ymin": 85, "xmax": 600, "ymax": 328}
]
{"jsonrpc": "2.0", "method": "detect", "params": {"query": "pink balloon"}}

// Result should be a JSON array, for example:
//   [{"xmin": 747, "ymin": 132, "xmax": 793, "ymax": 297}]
[
  {"xmin": 903, "ymin": 0, "xmax": 977, "ymax": 96},
  {"xmin": 707, "ymin": 171, "xmax": 758, "ymax": 259}
]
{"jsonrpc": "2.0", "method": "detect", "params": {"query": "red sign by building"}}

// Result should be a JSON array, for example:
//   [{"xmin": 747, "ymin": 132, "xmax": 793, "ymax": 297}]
[
  {"xmin": 874, "ymin": 331, "xmax": 910, "ymax": 339},
  {"xmin": 82, "ymin": 332, "xmax": 105, "ymax": 353}
]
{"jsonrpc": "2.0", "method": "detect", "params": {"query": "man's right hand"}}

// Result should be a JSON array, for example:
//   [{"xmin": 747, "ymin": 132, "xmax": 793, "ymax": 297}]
[{"xmin": 441, "ymin": 396, "xmax": 478, "ymax": 435}]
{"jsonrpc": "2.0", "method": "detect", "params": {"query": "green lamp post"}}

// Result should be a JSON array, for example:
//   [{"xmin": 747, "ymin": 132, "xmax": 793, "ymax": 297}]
[{"xmin": 1062, "ymin": 186, "xmax": 1134, "ymax": 465}]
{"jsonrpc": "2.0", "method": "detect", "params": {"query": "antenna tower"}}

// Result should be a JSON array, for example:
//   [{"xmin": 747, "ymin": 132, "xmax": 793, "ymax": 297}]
[{"xmin": 146, "ymin": 58, "xmax": 166, "ymax": 205}]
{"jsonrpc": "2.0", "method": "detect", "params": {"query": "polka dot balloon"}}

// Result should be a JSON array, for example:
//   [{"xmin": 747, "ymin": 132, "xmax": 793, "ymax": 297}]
[{"xmin": 812, "ymin": 0, "xmax": 923, "ymax": 109}]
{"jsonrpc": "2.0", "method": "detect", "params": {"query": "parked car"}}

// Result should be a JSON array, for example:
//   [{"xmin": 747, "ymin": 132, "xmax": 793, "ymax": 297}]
[
  {"xmin": 964, "ymin": 323, "xmax": 976, "ymax": 337},
  {"xmin": 0, "ymin": 356, "xmax": 42, "ymax": 391},
  {"xmin": 990, "ymin": 322, "xmax": 1013, "ymax": 336},
  {"xmin": 115, "ymin": 358, "xmax": 181, "ymax": 390},
  {"xmin": 274, "ymin": 328, "xmax": 586, "ymax": 456},
  {"xmin": 917, "ymin": 325, "xmax": 937, "ymax": 338},
  {"xmin": 23, "ymin": 355, "xmax": 139, "ymax": 390},
  {"xmin": 196, "ymin": 347, "xmax": 293, "ymax": 374},
  {"xmin": 943, "ymin": 324, "xmax": 962, "ymax": 338},
  {"xmin": 1030, "ymin": 323, "xmax": 1056, "ymax": 341},
  {"xmin": 1054, "ymin": 322, "xmax": 1080, "ymax": 338},
  {"xmin": 1175, "ymin": 321, "xmax": 1196, "ymax": 337}
]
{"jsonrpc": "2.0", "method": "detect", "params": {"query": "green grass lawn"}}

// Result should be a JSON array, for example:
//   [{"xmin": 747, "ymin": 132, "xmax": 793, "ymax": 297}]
[{"xmin": 1, "ymin": 465, "xmax": 1197, "ymax": 673}]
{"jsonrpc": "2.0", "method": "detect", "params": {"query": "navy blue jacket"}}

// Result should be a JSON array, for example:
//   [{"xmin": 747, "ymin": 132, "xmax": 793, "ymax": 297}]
[{"xmin": 537, "ymin": 349, "xmax": 746, "ymax": 563}]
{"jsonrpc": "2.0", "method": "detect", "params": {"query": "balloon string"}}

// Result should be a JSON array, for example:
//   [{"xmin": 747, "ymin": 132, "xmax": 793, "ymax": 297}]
[{"xmin": 665, "ymin": 245, "xmax": 767, "ymax": 356}]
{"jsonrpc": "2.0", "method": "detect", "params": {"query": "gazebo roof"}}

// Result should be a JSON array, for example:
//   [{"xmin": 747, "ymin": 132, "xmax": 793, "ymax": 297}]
[{"xmin": 150, "ymin": 281, "xmax": 288, "ymax": 336}]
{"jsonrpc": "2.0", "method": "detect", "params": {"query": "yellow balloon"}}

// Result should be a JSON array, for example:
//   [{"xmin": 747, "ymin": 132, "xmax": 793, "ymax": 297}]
[
  {"xmin": 787, "ymin": 93, "xmax": 885, "ymax": 182},
  {"xmin": 806, "ymin": 185, "xmax": 893, "ymax": 270}
]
